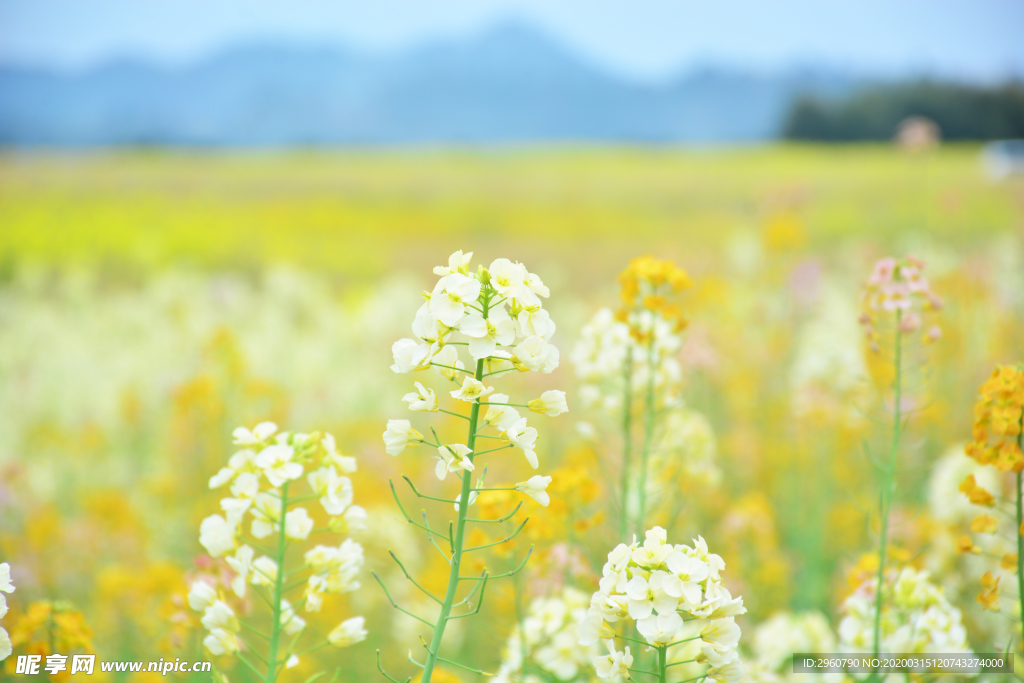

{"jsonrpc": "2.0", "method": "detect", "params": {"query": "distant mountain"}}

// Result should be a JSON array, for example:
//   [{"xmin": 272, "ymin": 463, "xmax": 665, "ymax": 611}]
[{"xmin": 0, "ymin": 23, "xmax": 864, "ymax": 146}]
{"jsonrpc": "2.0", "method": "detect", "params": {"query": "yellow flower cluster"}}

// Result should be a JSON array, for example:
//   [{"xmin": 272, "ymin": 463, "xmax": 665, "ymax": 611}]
[
  {"xmin": 955, "ymin": 364, "xmax": 1024, "ymax": 617},
  {"xmin": 966, "ymin": 365, "xmax": 1024, "ymax": 472},
  {"xmin": 958, "ymin": 474, "xmax": 995, "ymax": 507},
  {"xmin": 617, "ymin": 255, "xmax": 692, "ymax": 334},
  {"xmin": 4, "ymin": 601, "xmax": 94, "ymax": 678}
]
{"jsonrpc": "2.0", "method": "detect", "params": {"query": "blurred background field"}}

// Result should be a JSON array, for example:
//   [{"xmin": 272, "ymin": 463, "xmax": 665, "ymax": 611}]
[
  {"xmin": 2, "ymin": 1, "xmax": 1024, "ymax": 681},
  {"xmin": 1, "ymin": 146, "xmax": 1019, "ymax": 273},
  {"xmin": 1, "ymin": 144, "xmax": 1022, "ymax": 680}
]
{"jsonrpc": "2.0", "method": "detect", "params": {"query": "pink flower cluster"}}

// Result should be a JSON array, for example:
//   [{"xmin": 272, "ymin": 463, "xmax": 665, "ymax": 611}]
[{"xmin": 859, "ymin": 255, "xmax": 943, "ymax": 351}]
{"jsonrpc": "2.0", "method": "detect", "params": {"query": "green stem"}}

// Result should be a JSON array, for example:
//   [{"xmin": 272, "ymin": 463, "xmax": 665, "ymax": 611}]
[
  {"xmin": 420, "ymin": 355, "xmax": 487, "ymax": 682},
  {"xmin": 620, "ymin": 350, "xmax": 634, "ymax": 539},
  {"xmin": 658, "ymin": 644, "xmax": 668, "ymax": 683},
  {"xmin": 636, "ymin": 335, "xmax": 657, "ymax": 535},
  {"xmin": 512, "ymin": 556, "xmax": 528, "ymax": 682},
  {"xmin": 265, "ymin": 481, "xmax": 290, "ymax": 683},
  {"xmin": 871, "ymin": 314, "xmax": 902, "ymax": 659}
]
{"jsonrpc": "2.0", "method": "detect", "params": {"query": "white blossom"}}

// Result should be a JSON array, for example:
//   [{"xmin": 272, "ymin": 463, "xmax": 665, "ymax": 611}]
[
  {"xmin": 203, "ymin": 628, "xmax": 239, "ymax": 656},
  {"xmin": 329, "ymin": 616, "xmax": 368, "ymax": 647},
  {"xmin": 513, "ymin": 335, "xmax": 560, "ymax": 373},
  {"xmin": 0, "ymin": 564, "xmax": 13, "ymax": 594},
  {"xmin": 403, "ymin": 381, "xmax": 439, "ymax": 412},
  {"xmin": 254, "ymin": 444, "xmax": 303, "ymax": 488},
  {"xmin": 516, "ymin": 307, "xmax": 556, "ymax": 340},
  {"xmin": 233, "ymin": 422, "xmax": 277, "ymax": 445},
  {"xmin": 503, "ymin": 417, "xmax": 540, "ymax": 469},
  {"xmin": 515, "ymin": 475, "xmax": 552, "ymax": 507},
  {"xmin": 201, "ymin": 601, "xmax": 240, "ymax": 632},
  {"xmin": 701, "ymin": 617, "xmax": 741, "ymax": 648},
  {"xmin": 188, "ymin": 581, "xmax": 217, "ymax": 611},
  {"xmin": 199, "ymin": 514, "xmax": 237, "ymax": 558},
  {"xmin": 383, "ymin": 419, "xmax": 424, "ymax": 456},
  {"xmin": 391, "ymin": 338, "xmax": 432, "ymax": 373},
  {"xmin": 482, "ymin": 394, "xmax": 522, "ymax": 431},
  {"xmin": 252, "ymin": 555, "xmax": 279, "ymax": 587},
  {"xmin": 625, "ymin": 572, "xmax": 678, "ymax": 620},
  {"xmin": 707, "ymin": 657, "xmax": 744, "ymax": 683},
  {"xmin": 594, "ymin": 641, "xmax": 632, "ymax": 679},
  {"xmin": 432, "ymin": 345, "xmax": 465, "ymax": 381},
  {"xmin": 663, "ymin": 551, "xmax": 710, "ymax": 605},
  {"xmin": 637, "ymin": 610, "xmax": 683, "ymax": 645},
  {"xmin": 461, "ymin": 308, "xmax": 516, "ymax": 360},
  {"xmin": 250, "ymin": 492, "xmax": 282, "ymax": 539},
  {"xmin": 527, "ymin": 390, "xmax": 568, "ymax": 417},
  {"xmin": 225, "ymin": 546, "xmax": 254, "ymax": 598},
  {"xmin": 322, "ymin": 433, "xmax": 357, "ymax": 474},
  {"xmin": 209, "ymin": 449, "xmax": 258, "ymax": 488},
  {"xmin": 307, "ymin": 466, "xmax": 353, "ymax": 515},
  {"xmin": 285, "ymin": 507, "xmax": 314, "ymax": 540},
  {"xmin": 450, "ymin": 377, "xmax": 494, "ymax": 402},
  {"xmin": 280, "ymin": 600, "xmax": 306, "ymax": 635},
  {"xmin": 488, "ymin": 258, "xmax": 533, "ymax": 302},
  {"xmin": 433, "ymin": 250, "xmax": 473, "ymax": 276},
  {"xmin": 430, "ymin": 273, "xmax": 482, "ymax": 327},
  {"xmin": 434, "ymin": 444, "xmax": 475, "ymax": 480},
  {"xmin": 305, "ymin": 575, "xmax": 328, "ymax": 613},
  {"xmin": 329, "ymin": 505, "xmax": 368, "ymax": 534}
]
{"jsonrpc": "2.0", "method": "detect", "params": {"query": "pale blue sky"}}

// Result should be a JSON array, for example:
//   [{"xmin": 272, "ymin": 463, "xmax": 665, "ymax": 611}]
[{"xmin": 1, "ymin": 0, "xmax": 1022, "ymax": 81}]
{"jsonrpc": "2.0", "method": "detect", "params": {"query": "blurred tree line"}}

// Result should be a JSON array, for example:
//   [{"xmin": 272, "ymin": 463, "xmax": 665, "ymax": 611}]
[{"xmin": 782, "ymin": 81, "xmax": 1024, "ymax": 141}]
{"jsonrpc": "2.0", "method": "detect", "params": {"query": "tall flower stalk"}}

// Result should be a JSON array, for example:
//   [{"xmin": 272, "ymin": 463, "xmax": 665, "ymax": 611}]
[
  {"xmin": 193, "ymin": 422, "xmax": 367, "ymax": 682},
  {"xmin": 857, "ymin": 255, "xmax": 942, "ymax": 659},
  {"xmin": 578, "ymin": 527, "xmax": 746, "ymax": 683},
  {"xmin": 959, "ymin": 364, "xmax": 1024, "ymax": 649},
  {"xmin": 571, "ymin": 256, "xmax": 691, "ymax": 539},
  {"xmin": 378, "ymin": 251, "xmax": 564, "ymax": 683}
]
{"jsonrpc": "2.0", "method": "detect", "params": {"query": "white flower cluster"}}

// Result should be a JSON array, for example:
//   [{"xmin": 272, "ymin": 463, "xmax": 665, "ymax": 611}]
[
  {"xmin": 746, "ymin": 611, "xmax": 842, "ymax": 683},
  {"xmin": 579, "ymin": 528, "xmax": 746, "ymax": 682},
  {"xmin": 645, "ymin": 408, "xmax": 721, "ymax": 496},
  {"xmin": 0, "ymin": 563, "xmax": 14, "ymax": 661},
  {"xmin": 839, "ymin": 567, "xmax": 970, "ymax": 654},
  {"xmin": 571, "ymin": 308, "xmax": 682, "ymax": 413},
  {"xmin": 192, "ymin": 422, "xmax": 367, "ymax": 659},
  {"xmin": 391, "ymin": 250, "xmax": 558, "ymax": 373},
  {"xmin": 384, "ymin": 250, "xmax": 565, "ymax": 487},
  {"xmin": 494, "ymin": 587, "xmax": 600, "ymax": 683}
]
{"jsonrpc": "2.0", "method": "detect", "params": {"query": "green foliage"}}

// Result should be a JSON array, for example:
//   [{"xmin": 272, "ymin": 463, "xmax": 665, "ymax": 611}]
[{"xmin": 783, "ymin": 81, "xmax": 1024, "ymax": 141}]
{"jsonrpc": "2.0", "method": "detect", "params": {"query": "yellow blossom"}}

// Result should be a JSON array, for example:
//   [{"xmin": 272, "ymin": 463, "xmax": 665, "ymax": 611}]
[
  {"xmin": 970, "ymin": 514, "xmax": 998, "ymax": 534},
  {"xmin": 959, "ymin": 474, "xmax": 995, "ymax": 507}
]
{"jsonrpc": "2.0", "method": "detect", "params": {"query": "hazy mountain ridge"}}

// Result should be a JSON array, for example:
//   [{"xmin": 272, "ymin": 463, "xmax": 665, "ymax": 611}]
[{"xmin": 0, "ymin": 24, "xmax": 866, "ymax": 145}]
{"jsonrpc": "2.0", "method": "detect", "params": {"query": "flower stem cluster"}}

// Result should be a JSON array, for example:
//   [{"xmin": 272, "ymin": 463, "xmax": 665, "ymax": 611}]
[
  {"xmin": 856, "ymin": 255, "xmax": 943, "ymax": 661},
  {"xmin": 493, "ymin": 587, "xmax": 597, "ymax": 682},
  {"xmin": 957, "ymin": 364, "xmax": 1024, "ymax": 650},
  {"xmin": 579, "ymin": 528, "xmax": 746, "ymax": 683},
  {"xmin": 5, "ymin": 598, "xmax": 94, "ymax": 667},
  {"xmin": 858, "ymin": 255, "xmax": 942, "ymax": 352},
  {"xmin": 571, "ymin": 256, "xmax": 692, "ymax": 540},
  {"xmin": 192, "ymin": 422, "xmax": 367, "ymax": 682},
  {"xmin": 379, "ymin": 250, "xmax": 564, "ymax": 683},
  {"xmin": 838, "ymin": 567, "xmax": 969, "ymax": 655},
  {"xmin": 966, "ymin": 365, "xmax": 1024, "ymax": 472}
]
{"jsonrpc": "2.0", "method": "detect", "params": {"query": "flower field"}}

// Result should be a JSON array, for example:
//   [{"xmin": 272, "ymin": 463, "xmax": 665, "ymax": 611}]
[{"xmin": 0, "ymin": 144, "xmax": 1022, "ymax": 682}]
